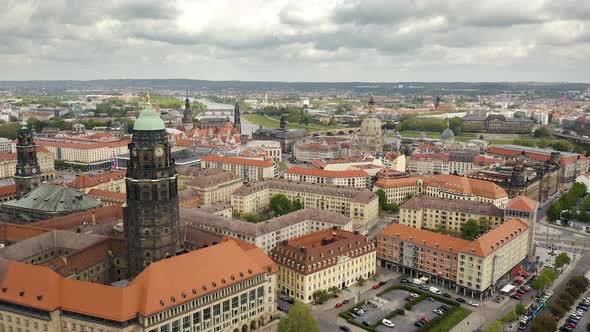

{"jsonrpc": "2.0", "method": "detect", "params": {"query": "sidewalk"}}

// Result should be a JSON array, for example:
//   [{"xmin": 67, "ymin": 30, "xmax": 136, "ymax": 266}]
[{"xmin": 450, "ymin": 311, "xmax": 485, "ymax": 332}]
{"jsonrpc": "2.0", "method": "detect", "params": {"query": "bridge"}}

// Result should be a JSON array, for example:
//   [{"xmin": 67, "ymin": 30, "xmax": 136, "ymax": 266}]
[
  {"xmin": 309, "ymin": 128, "xmax": 361, "ymax": 136},
  {"xmin": 554, "ymin": 133, "xmax": 590, "ymax": 144}
]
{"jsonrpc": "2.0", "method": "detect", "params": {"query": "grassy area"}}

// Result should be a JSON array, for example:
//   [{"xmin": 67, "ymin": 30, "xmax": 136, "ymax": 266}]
[
  {"xmin": 419, "ymin": 307, "xmax": 471, "ymax": 332},
  {"xmin": 243, "ymin": 113, "xmax": 346, "ymax": 131},
  {"xmin": 397, "ymin": 130, "xmax": 477, "ymax": 142},
  {"xmin": 277, "ymin": 160, "xmax": 288, "ymax": 172}
]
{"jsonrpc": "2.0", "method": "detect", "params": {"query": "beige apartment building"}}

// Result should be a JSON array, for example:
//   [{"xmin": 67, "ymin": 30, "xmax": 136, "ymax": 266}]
[
  {"xmin": 284, "ymin": 166, "xmax": 371, "ymax": 188},
  {"xmin": 201, "ymin": 155, "xmax": 277, "ymax": 182},
  {"xmin": 230, "ymin": 179, "xmax": 379, "ymax": 227},
  {"xmin": 374, "ymin": 174, "xmax": 509, "ymax": 208},
  {"xmin": 377, "ymin": 219, "xmax": 529, "ymax": 300},
  {"xmin": 177, "ymin": 166, "xmax": 243, "ymax": 204},
  {"xmin": 67, "ymin": 170, "xmax": 126, "ymax": 193},
  {"xmin": 181, "ymin": 208, "xmax": 353, "ymax": 253},
  {"xmin": 271, "ymin": 229, "xmax": 376, "ymax": 303},
  {"xmin": 399, "ymin": 196, "xmax": 505, "ymax": 232}
]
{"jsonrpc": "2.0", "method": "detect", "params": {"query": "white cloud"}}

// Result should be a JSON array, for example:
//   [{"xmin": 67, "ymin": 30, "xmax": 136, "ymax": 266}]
[{"xmin": 0, "ymin": 0, "xmax": 589, "ymax": 81}]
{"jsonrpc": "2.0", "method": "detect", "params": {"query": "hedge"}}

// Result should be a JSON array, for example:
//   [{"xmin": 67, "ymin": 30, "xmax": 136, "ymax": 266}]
[{"xmin": 338, "ymin": 300, "xmax": 378, "ymax": 332}]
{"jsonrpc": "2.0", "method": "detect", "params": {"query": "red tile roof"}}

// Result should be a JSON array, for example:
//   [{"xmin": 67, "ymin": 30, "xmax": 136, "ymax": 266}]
[
  {"xmin": 30, "ymin": 206, "xmax": 123, "ymax": 230},
  {"xmin": 87, "ymin": 189, "xmax": 126, "ymax": 203},
  {"xmin": 379, "ymin": 218, "xmax": 528, "ymax": 257},
  {"xmin": 35, "ymin": 139, "xmax": 130, "ymax": 150},
  {"xmin": 0, "ymin": 184, "xmax": 16, "ymax": 199},
  {"xmin": 202, "ymin": 155, "xmax": 274, "ymax": 167},
  {"xmin": 0, "ymin": 223, "xmax": 48, "ymax": 242},
  {"xmin": 0, "ymin": 238, "xmax": 275, "ymax": 322},
  {"xmin": 506, "ymin": 195, "xmax": 539, "ymax": 213},
  {"xmin": 67, "ymin": 170, "xmax": 126, "ymax": 189},
  {"xmin": 286, "ymin": 166, "xmax": 369, "ymax": 178}
]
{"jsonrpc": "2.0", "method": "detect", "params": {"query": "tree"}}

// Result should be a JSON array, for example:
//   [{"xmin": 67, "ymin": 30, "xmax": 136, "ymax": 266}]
[
  {"xmin": 530, "ymin": 314, "xmax": 557, "ymax": 332},
  {"xmin": 277, "ymin": 301, "xmax": 320, "ymax": 332},
  {"xmin": 385, "ymin": 202, "xmax": 400, "ymax": 214},
  {"xmin": 328, "ymin": 286, "xmax": 341, "ymax": 298},
  {"xmin": 479, "ymin": 217, "xmax": 493, "ymax": 233},
  {"xmin": 357, "ymin": 276, "xmax": 366, "ymax": 286},
  {"xmin": 501, "ymin": 310, "xmax": 517, "ymax": 323},
  {"xmin": 533, "ymin": 126, "xmax": 552, "ymax": 138},
  {"xmin": 293, "ymin": 199, "xmax": 303, "ymax": 211},
  {"xmin": 270, "ymin": 194, "xmax": 294, "ymax": 216},
  {"xmin": 311, "ymin": 290, "xmax": 330, "ymax": 304},
  {"xmin": 375, "ymin": 189, "xmax": 387, "ymax": 211},
  {"xmin": 240, "ymin": 212, "xmax": 261, "ymax": 223},
  {"xmin": 515, "ymin": 302, "xmax": 526, "ymax": 316},
  {"xmin": 461, "ymin": 219, "xmax": 480, "ymax": 240},
  {"xmin": 555, "ymin": 252, "xmax": 571, "ymax": 270}
]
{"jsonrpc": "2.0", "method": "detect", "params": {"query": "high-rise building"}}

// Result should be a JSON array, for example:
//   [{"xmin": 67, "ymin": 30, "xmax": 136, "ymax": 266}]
[
  {"xmin": 14, "ymin": 119, "xmax": 42, "ymax": 198},
  {"xmin": 182, "ymin": 91, "xmax": 194, "ymax": 132},
  {"xmin": 124, "ymin": 94, "xmax": 180, "ymax": 277},
  {"xmin": 234, "ymin": 102, "xmax": 241, "ymax": 135}
]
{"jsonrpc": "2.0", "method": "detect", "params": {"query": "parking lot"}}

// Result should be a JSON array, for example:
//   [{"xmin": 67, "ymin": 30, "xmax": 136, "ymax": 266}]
[
  {"xmin": 376, "ymin": 298, "xmax": 446, "ymax": 332},
  {"xmin": 350, "ymin": 289, "xmax": 409, "ymax": 326}
]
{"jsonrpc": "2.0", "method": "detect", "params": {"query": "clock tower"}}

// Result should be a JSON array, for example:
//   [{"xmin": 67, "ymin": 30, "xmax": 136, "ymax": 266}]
[
  {"xmin": 15, "ymin": 119, "xmax": 42, "ymax": 199},
  {"xmin": 124, "ymin": 94, "xmax": 180, "ymax": 278}
]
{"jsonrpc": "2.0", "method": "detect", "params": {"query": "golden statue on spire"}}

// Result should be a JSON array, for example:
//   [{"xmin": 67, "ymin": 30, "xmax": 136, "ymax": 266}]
[{"xmin": 146, "ymin": 92, "xmax": 151, "ymax": 105}]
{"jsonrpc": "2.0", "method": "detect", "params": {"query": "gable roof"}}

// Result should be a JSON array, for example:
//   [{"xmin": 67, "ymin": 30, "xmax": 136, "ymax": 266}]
[{"xmin": 506, "ymin": 195, "xmax": 538, "ymax": 213}]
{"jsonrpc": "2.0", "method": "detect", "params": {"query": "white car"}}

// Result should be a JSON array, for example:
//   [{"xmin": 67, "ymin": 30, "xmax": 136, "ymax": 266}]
[
  {"xmin": 410, "ymin": 293, "xmax": 419, "ymax": 298},
  {"xmin": 468, "ymin": 301, "xmax": 479, "ymax": 307},
  {"xmin": 382, "ymin": 319, "xmax": 395, "ymax": 328},
  {"xmin": 433, "ymin": 309, "xmax": 444, "ymax": 315},
  {"xmin": 545, "ymin": 264, "xmax": 555, "ymax": 269},
  {"xmin": 533, "ymin": 240, "xmax": 539, "ymax": 246}
]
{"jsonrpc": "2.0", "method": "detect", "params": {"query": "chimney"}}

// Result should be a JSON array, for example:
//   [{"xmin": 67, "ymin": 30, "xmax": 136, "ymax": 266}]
[{"xmin": 91, "ymin": 212, "xmax": 96, "ymax": 225}]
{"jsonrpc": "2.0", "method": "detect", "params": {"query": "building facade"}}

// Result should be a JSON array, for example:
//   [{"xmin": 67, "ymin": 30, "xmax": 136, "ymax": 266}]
[
  {"xmin": 181, "ymin": 208, "xmax": 353, "ymax": 253},
  {"xmin": 201, "ymin": 155, "xmax": 277, "ymax": 182},
  {"xmin": 351, "ymin": 97, "xmax": 384, "ymax": 156},
  {"xmin": 293, "ymin": 140, "xmax": 350, "ymax": 162},
  {"xmin": 177, "ymin": 167, "xmax": 243, "ymax": 204},
  {"xmin": 271, "ymin": 229, "xmax": 376, "ymax": 303},
  {"xmin": 67, "ymin": 170, "xmax": 126, "ymax": 194},
  {"xmin": 374, "ymin": 174, "xmax": 509, "ymax": 208},
  {"xmin": 124, "ymin": 99, "xmax": 180, "ymax": 278},
  {"xmin": 399, "ymin": 196, "xmax": 505, "ymax": 232},
  {"xmin": 377, "ymin": 219, "xmax": 529, "ymax": 299},
  {"xmin": 284, "ymin": 167, "xmax": 370, "ymax": 188},
  {"xmin": 461, "ymin": 115, "xmax": 534, "ymax": 134},
  {"xmin": 230, "ymin": 179, "xmax": 379, "ymax": 227}
]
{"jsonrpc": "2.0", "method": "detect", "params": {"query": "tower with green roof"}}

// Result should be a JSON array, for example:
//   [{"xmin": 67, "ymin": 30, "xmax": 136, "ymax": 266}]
[
  {"xmin": 124, "ymin": 93, "xmax": 180, "ymax": 278},
  {"xmin": 15, "ymin": 119, "xmax": 42, "ymax": 199}
]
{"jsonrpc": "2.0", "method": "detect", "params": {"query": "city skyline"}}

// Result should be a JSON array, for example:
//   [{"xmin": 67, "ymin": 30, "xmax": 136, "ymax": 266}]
[{"xmin": 1, "ymin": 0, "xmax": 590, "ymax": 82}]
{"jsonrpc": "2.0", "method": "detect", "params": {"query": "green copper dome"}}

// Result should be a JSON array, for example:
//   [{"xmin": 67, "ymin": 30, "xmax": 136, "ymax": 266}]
[{"xmin": 134, "ymin": 103, "xmax": 165, "ymax": 131}]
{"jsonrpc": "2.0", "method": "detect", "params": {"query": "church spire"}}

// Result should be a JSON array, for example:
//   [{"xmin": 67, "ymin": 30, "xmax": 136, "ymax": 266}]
[
  {"xmin": 182, "ymin": 90, "xmax": 193, "ymax": 131},
  {"xmin": 234, "ymin": 102, "xmax": 241, "ymax": 135}
]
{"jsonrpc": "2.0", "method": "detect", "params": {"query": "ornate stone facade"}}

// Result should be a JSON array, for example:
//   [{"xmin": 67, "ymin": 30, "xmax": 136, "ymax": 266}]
[
  {"xmin": 352, "ymin": 97, "xmax": 384, "ymax": 156},
  {"xmin": 14, "ymin": 120, "xmax": 42, "ymax": 198},
  {"xmin": 124, "ymin": 97, "xmax": 180, "ymax": 277}
]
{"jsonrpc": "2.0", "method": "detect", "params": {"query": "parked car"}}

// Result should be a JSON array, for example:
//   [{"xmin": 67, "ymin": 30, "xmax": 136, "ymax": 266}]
[
  {"xmin": 342, "ymin": 299, "xmax": 350, "ymax": 304},
  {"xmin": 277, "ymin": 306, "xmax": 285, "ymax": 312},
  {"xmin": 439, "ymin": 305, "xmax": 449, "ymax": 312},
  {"xmin": 339, "ymin": 326, "xmax": 351, "ymax": 332},
  {"xmin": 443, "ymin": 293, "xmax": 452, "ymax": 298},
  {"xmin": 559, "ymin": 326, "xmax": 574, "ymax": 332},
  {"xmin": 335, "ymin": 303, "xmax": 343, "ymax": 308},
  {"xmin": 382, "ymin": 319, "xmax": 395, "ymax": 328},
  {"xmin": 426, "ymin": 296, "xmax": 434, "ymax": 302},
  {"xmin": 379, "ymin": 281, "xmax": 387, "ymax": 286},
  {"xmin": 279, "ymin": 294, "xmax": 289, "ymax": 301},
  {"xmin": 468, "ymin": 301, "xmax": 479, "ymax": 307},
  {"xmin": 433, "ymin": 309, "xmax": 444, "ymax": 315},
  {"xmin": 405, "ymin": 296, "xmax": 414, "ymax": 301},
  {"xmin": 517, "ymin": 289, "xmax": 526, "ymax": 295},
  {"xmin": 410, "ymin": 293, "xmax": 419, "ymax": 298},
  {"xmin": 456, "ymin": 298, "xmax": 466, "ymax": 303},
  {"xmin": 372, "ymin": 284, "xmax": 381, "ymax": 289},
  {"xmin": 566, "ymin": 318, "xmax": 579, "ymax": 324},
  {"xmin": 400, "ymin": 278, "xmax": 409, "ymax": 284},
  {"xmin": 362, "ymin": 321, "xmax": 371, "ymax": 327},
  {"xmin": 419, "ymin": 285, "xmax": 429, "ymax": 290},
  {"xmin": 565, "ymin": 322, "xmax": 577, "ymax": 328},
  {"xmin": 420, "ymin": 317, "xmax": 430, "ymax": 323},
  {"xmin": 414, "ymin": 321, "xmax": 425, "ymax": 327}
]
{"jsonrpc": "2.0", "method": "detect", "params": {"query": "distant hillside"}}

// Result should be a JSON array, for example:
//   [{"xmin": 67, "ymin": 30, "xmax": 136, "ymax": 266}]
[{"xmin": 0, "ymin": 79, "xmax": 588, "ymax": 97}]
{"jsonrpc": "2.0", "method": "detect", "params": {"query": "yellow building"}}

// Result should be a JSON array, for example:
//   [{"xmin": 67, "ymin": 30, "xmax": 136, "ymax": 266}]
[
  {"xmin": 35, "ymin": 138, "xmax": 129, "ymax": 170},
  {"xmin": 67, "ymin": 170, "xmax": 126, "ymax": 193},
  {"xmin": 230, "ymin": 179, "xmax": 379, "ymax": 227},
  {"xmin": 177, "ymin": 167, "xmax": 243, "ymax": 204},
  {"xmin": 284, "ymin": 166, "xmax": 370, "ymax": 188},
  {"xmin": 399, "ymin": 196, "xmax": 505, "ymax": 232},
  {"xmin": 271, "ymin": 229, "xmax": 376, "ymax": 303},
  {"xmin": 374, "ymin": 174, "xmax": 509, "ymax": 208},
  {"xmin": 201, "ymin": 155, "xmax": 278, "ymax": 182}
]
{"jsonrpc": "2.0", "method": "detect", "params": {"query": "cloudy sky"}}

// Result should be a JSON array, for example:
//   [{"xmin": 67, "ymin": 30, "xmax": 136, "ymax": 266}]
[{"xmin": 1, "ymin": 0, "xmax": 590, "ymax": 82}]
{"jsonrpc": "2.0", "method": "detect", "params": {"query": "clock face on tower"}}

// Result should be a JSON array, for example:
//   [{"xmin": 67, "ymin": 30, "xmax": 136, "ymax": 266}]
[
  {"xmin": 154, "ymin": 146, "xmax": 164, "ymax": 158},
  {"xmin": 131, "ymin": 147, "xmax": 138, "ymax": 157},
  {"xmin": 17, "ymin": 169, "xmax": 22, "ymax": 175},
  {"xmin": 32, "ymin": 168, "xmax": 37, "ymax": 174}
]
